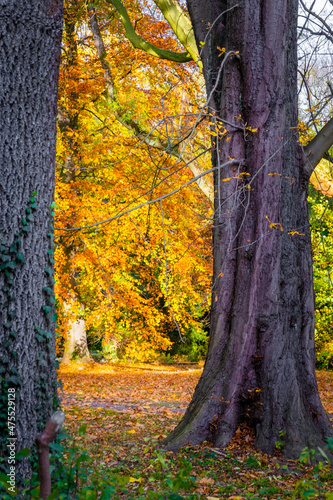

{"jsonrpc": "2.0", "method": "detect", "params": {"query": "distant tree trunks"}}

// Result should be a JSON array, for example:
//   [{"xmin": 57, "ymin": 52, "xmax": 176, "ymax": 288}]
[
  {"xmin": 0, "ymin": 0, "xmax": 63, "ymax": 477},
  {"xmin": 61, "ymin": 303, "xmax": 92, "ymax": 363},
  {"xmin": 163, "ymin": 0, "xmax": 333, "ymax": 458}
]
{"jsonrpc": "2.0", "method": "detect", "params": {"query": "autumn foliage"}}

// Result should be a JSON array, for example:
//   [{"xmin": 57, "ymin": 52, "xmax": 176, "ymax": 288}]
[{"xmin": 55, "ymin": 0, "xmax": 212, "ymax": 361}]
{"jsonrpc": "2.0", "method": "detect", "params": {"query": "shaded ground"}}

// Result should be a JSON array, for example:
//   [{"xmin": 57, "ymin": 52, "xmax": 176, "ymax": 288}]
[{"xmin": 58, "ymin": 362, "xmax": 333, "ymax": 499}]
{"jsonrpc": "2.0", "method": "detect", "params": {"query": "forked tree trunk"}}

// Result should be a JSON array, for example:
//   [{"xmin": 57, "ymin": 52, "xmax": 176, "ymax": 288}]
[{"xmin": 163, "ymin": 0, "xmax": 333, "ymax": 458}]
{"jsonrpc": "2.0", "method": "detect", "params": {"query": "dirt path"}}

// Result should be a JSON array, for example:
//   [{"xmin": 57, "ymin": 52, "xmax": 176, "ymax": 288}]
[
  {"xmin": 58, "ymin": 362, "xmax": 333, "ymax": 420},
  {"xmin": 62, "ymin": 395, "xmax": 186, "ymax": 413}
]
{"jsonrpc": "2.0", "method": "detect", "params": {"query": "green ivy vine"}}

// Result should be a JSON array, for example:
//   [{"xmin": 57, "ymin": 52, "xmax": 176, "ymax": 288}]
[
  {"xmin": 0, "ymin": 191, "xmax": 37, "ymax": 466},
  {"xmin": 0, "ymin": 194, "xmax": 62, "ymax": 484},
  {"xmin": 34, "ymin": 200, "xmax": 61, "ymax": 432}
]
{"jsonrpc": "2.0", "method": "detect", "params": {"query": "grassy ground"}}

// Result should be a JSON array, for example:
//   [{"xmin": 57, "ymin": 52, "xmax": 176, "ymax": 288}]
[{"xmin": 57, "ymin": 362, "xmax": 333, "ymax": 499}]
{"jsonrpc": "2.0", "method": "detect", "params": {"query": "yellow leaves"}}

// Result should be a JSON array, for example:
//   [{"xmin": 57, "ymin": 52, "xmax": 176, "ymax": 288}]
[
  {"xmin": 128, "ymin": 476, "xmax": 142, "ymax": 483},
  {"xmin": 288, "ymin": 231, "xmax": 305, "ymax": 236},
  {"xmin": 127, "ymin": 429, "xmax": 136, "ymax": 434},
  {"xmin": 222, "ymin": 173, "xmax": 249, "ymax": 183},
  {"xmin": 265, "ymin": 215, "xmax": 283, "ymax": 231},
  {"xmin": 269, "ymin": 222, "xmax": 283, "ymax": 231},
  {"xmin": 55, "ymin": 0, "xmax": 213, "ymax": 361}
]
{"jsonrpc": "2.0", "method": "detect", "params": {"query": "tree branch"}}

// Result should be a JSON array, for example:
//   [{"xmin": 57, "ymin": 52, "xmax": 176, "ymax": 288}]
[
  {"xmin": 88, "ymin": 5, "xmax": 167, "ymax": 149},
  {"xmin": 152, "ymin": 0, "xmax": 202, "ymax": 70},
  {"xmin": 88, "ymin": 5, "xmax": 213, "ymax": 201},
  {"xmin": 299, "ymin": 0, "xmax": 333, "ymax": 44},
  {"xmin": 106, "ymin": 0, "xmax": 192, "ymax": 63},
  {"xmin": 55, "ymin": 159, "xmax": 238, "ymax": 232},
  {"xmin": 304, "ymin": 116, "xmax": 333, "ymax": 176}
]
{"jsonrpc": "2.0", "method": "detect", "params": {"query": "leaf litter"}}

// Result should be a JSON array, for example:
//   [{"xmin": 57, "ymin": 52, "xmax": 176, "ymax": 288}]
[{"xmin": 58, "ymin": 362, "xmax": 333, "ymax": 498}]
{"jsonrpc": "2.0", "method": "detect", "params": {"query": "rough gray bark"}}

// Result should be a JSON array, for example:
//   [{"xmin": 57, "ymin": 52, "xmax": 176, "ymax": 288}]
[
  {"xmin": 0, "ymin": 0, "xmax": 63, "ymax": 478},
  {"xmin": 163, "ymin": 0, "xmax": 333, "ymax": 458}
]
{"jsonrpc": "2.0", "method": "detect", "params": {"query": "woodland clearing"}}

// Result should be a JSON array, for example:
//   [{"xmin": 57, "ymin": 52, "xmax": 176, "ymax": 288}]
[{"xmin": 58, "ymin": 362, "xmax": 333, "ymax": 499}]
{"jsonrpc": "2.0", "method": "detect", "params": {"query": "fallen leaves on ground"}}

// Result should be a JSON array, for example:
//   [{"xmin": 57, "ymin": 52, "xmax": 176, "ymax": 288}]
[{"xmin": 58, "ymin": 362, "xmax": 333, "ymax": 499}]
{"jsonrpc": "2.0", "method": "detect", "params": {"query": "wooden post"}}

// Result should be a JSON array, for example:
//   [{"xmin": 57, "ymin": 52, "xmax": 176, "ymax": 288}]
[{"xmin": 36, "ymin": 411, "xmax": 65, "ymax": 499}]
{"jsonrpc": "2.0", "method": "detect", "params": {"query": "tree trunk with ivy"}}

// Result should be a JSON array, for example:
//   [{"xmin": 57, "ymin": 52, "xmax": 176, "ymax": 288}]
[
  {"xmin": 163, "ymin": 0, "xmax": 333, "ymax": 458},
  {"xmin": 0, "ymin": 0, "xmax": 63, "ymax": 481}
]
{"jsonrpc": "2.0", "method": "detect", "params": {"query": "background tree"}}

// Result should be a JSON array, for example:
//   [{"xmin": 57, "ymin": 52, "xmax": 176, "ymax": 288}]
[
  {"xmin": 55, "ymin": 0, "xmax": 213, "ymax": 362},
  {"xmin": 0, "ymin": 0, "xmax": 63, "ymax": 477}
]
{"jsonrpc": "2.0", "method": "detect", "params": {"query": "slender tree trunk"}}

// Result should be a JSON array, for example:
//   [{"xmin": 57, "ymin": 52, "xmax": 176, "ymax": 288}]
[
  {"xmin": 163, "ymin": 0, "xmax": 333, "ymax": 458},
  {"xmin": 0, "ymin": 0, "xmax": 63, "ymax": 478}
]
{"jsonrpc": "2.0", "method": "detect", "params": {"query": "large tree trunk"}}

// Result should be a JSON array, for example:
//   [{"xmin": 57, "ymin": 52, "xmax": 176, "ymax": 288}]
[
  {"xmin": 0, "ymin": 0, "xmax": 63, "ymax": 478},
  {"xmin": 163, "ymin": 0, "xmax": 333, "ymax": 458}
]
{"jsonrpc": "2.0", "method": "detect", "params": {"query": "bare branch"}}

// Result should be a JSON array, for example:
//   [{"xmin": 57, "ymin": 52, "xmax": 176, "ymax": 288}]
[
  {"xmin": 299, "ymin": 0, "xmax": 333, "ymax": 44},
  {"xmin": 55, "ymin": 159, "xmax": 239, "ymax": 232}
]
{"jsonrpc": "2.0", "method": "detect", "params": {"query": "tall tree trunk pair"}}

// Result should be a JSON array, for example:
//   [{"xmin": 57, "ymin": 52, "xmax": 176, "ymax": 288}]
[{"xmin": 163, "ymin": 0, "xmax": 333, "ymax": 458}]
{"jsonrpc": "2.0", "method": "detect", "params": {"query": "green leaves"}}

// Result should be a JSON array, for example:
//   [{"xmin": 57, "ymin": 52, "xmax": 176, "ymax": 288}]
[
  {"xmin": 16, "ymin": 253, "xmax": 24, "ymax": 263},
  {"xmin": 15, "ymin": 448, "xmax": 30, "ymax": 459},
  {"xmin": 42, "ymin": 305, "xmax": 52, "ymax": 315},
  {"xmin": 8, "ymin": 375, "xmax": 20, "ymax": 385},
  {"xmin": 49, "ymin": 442, "xmax": 64, "ymax": 453},
  {"xmin": 78, "ymin": 423, "xmax": 88, "ymax": 436}
]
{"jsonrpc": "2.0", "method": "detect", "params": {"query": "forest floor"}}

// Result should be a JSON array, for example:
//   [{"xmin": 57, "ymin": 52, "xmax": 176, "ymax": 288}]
[{"xmin": 58, "ymin": 362, "xmax": 333, "ymax": 499}]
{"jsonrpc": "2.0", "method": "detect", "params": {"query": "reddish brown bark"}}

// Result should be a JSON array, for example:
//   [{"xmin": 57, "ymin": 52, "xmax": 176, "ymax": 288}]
[
  {"xmin": 163, "ymin": 0, "xmax": 333, "ymax": 458},
  {"xmin": 36, "ymin": 411, "xmax": 65, "ymax": 499}
]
